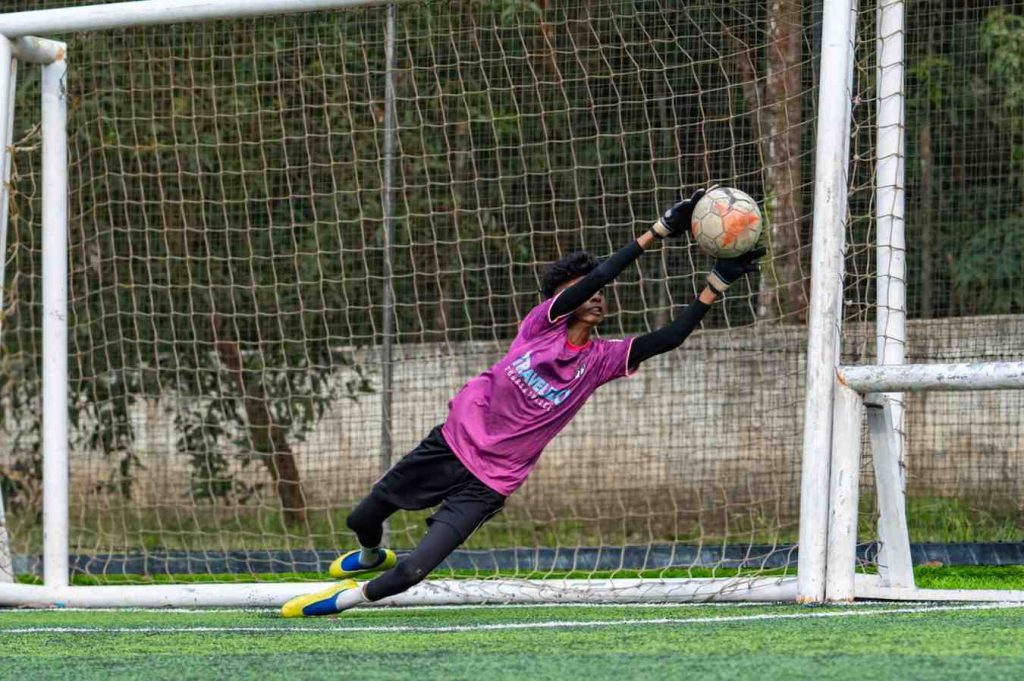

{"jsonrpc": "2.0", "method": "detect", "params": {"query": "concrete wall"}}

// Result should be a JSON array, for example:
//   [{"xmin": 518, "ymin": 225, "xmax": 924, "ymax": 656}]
[{"xmin": 2, "ymin": 314, "xmax": 1022, "ymax": 550}]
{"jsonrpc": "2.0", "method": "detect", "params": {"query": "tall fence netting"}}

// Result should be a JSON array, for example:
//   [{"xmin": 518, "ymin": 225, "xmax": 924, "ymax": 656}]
[{"xmin": 846, "ymin": 0, "xmax": 1024, "ymax": 573}]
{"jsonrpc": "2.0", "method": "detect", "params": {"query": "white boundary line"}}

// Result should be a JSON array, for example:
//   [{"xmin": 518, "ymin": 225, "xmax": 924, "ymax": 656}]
[{"xmin": 2, "ymin": 603, "xmax": 1021, "ymax": 634}]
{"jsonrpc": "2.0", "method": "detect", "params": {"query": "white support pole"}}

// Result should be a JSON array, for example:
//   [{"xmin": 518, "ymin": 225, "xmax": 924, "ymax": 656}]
[
  {"xmin": 864, "ymin": 394, "xmax": 914, "ymax": 589},
  {"xmin": 0, "ymin": 38, "xmax": 13, "ymax": 309},
  {"xmin": 41, "ymin": 53, "xmax": 69, "ymax": 590},
  {"xmin": 853, "ymin": 573, "xmax": 1024, "ymax": 602},
  {"xmin": 839, "ymin": 362, "xmax": 1024, "ymax": 393},
  {"xmin": 0, "ymin": 0, "xmax": 388, "ymax": 38},
  {"xmin": 875, "ymin": 0, "xmax": 906, "ymax": 484},
  {"xmin": 797, "ymin": 0, "xmax": 858, "ymax": 603},
  {"xmin": 825, "ymin": 382, "xmax": 863, "ymax": 602},
  {"xmin": 378, "ymin": 1, "xmax": 397, "ymax": 546},
  {"xmin": 0, "ymin": 35, "xmax": 15, "ymax": 584}
]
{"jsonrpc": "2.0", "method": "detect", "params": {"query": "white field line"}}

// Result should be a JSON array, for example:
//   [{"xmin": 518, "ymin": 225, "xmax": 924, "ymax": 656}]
[{"xmin": 2, "ymin": 603, "xmax": 1022, "ymax": 634}]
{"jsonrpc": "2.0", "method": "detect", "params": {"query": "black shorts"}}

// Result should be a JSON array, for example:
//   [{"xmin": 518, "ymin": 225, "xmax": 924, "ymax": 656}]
[{"xmin": 371, "ymin": 425, "xmax": 506, "ymax": 542}]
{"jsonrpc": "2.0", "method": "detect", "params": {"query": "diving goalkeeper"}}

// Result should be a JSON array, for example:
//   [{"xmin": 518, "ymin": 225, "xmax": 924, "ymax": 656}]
[{"xmin": 282, "ymin": 189, "xmax": 765, "ymax": 617}]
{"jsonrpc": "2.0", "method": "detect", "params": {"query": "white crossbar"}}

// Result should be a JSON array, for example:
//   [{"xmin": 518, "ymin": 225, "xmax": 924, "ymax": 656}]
[{"xmin": 0, "ymin": 0, "xmax": 387, "ymax": 38}]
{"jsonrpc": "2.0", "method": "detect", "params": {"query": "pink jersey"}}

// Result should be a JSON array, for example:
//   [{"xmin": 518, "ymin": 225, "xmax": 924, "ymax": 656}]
[{"xmin": 441, "ymin": 296, "xmax": 636, "ymax": 495}]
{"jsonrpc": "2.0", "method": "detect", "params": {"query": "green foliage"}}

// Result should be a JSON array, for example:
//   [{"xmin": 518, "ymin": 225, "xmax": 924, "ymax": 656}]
[
  {"xmin": 980, "ymin": 9, "xmax": 1024, "ymax": 111},
  {"xmin": 951, "ymin": 217, "xmax": 1024, "ymax": 313},
  {"xmin": 979, "ymin": 7, "xmax": 1024, "ymax": 205},
  {"xmin": 469, "ymin": 0, "xmax": 544, "ymax": 24},
  {"xmin": 0, "ymin": 362, "xmax": 42, "ymax": 516},
  {"xmin": 898, "ymin": 3, "xmax": 1024, "ymax": 318},
  {"xmin": 2, "ymin": 16, "xmax": 383, "ymax": 513}
]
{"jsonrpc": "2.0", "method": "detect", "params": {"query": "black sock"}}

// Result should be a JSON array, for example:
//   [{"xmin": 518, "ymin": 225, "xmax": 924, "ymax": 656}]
[{"xmin": 365, "ymin": 521, "xmax": 462, "ymax": 601}]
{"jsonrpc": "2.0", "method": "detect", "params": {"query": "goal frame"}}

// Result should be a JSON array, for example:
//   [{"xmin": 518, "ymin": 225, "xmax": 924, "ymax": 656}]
[
  {"xmin": 826, "ymin": 364, "xmax": 1024, "ymax": 603},
  {"xmin": 2, "ymin": 0, "xmax": 1020, "ymax": 609},
  {"xmin": 0, "ymin": 0, "xmax": 814, "ymax": 609}
]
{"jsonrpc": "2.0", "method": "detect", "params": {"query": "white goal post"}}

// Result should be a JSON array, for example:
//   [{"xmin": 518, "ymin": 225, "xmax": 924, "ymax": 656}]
[{"xmin": 0, "ymin": 34, "xmax": 70, "ymax": 597}]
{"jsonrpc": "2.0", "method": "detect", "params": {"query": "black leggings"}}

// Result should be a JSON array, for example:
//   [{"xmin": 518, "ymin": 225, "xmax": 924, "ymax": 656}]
[{"xmin": 345, "ymin": 494, "xmax": 465, "ymax": 602}]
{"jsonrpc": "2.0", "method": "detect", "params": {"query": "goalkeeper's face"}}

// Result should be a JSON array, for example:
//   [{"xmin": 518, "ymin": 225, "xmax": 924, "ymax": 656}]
[{"xmin": 559, "ymin": 278, "xmax": 606, "ymax": 326}]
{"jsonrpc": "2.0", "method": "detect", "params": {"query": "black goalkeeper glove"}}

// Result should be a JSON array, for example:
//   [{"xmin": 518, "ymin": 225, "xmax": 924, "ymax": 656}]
[
  {"xmin": 707, "ymin": 247, "xmax": 767, "ymax": 295},
  {"xmin": 649, "ymin": 187, "xmax": 710, "ymax": 240}
]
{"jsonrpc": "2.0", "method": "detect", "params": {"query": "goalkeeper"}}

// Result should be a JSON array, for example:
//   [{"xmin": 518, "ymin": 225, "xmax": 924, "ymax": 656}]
[{"xmin": 283, "ymin": 188, "xmax": 765, "ymax": 617}]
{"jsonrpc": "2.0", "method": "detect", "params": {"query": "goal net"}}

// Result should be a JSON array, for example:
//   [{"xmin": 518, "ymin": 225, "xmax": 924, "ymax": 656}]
[{"xmin": 0, "ymin": 0, "xmax": 819, "ymax": 601}]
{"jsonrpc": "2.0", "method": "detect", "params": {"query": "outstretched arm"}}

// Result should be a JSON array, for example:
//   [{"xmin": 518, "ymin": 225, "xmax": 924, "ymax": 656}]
[
  {"xmin": 549, "ymin": 188, "xmax": 708, "ymax": 321},
  {"xmin": 627, "ymin": 247, "xmax": 767, "ymax": 370},
  {"xmin": 628, "ymin": 288, "xmax": 716, "ymax": 369}
]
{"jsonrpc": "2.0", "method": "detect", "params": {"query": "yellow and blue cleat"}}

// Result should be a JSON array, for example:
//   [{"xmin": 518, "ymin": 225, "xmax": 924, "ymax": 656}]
[
  {"xmin": 329, "ymin": 548, "xmax": 397, "ymax": 579},
  {"xmin": 281, "ymin": 579, "xmax": 359, "ymax": 618}
]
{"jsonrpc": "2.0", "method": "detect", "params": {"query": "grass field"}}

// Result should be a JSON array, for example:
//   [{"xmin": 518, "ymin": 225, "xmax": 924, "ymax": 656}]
[
  {"xmin": 2, "ymin": 568, "xmax": 1023, "ymax": 679},
  {"xmin": 1, "ymin": 601, "xmax": 1023, "ymax": 680}
]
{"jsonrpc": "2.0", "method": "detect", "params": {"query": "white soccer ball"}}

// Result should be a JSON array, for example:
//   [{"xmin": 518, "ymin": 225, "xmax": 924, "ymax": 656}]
[{"xmin": 690, "ymin": 187, "xmax": 764, "ymax": 258}]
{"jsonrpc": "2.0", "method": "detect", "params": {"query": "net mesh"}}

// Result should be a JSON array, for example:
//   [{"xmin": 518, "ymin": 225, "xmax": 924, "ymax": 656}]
[
  {"xmin": 846, "ymin": 0, "xmax": 1024, "ymax": 573},
  {"xmin": 0, "ymin": 1, "xmax": 820, "ymax": 585}
]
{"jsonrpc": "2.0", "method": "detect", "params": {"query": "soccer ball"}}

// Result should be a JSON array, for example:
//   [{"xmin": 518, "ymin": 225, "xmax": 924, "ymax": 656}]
[{"xmin": 690, "ymin": 187, "xmax": 763, "ymax": 258}]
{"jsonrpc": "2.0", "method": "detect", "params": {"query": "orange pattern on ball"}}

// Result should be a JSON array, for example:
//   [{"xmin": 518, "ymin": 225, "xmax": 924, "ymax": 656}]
[{"xmin": 714, "ymin": 200, "xmax": 760, "ymax": 246}]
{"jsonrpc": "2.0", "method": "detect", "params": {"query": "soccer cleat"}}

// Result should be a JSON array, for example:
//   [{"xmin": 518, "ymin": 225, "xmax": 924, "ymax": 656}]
[
  {"xmin": 281, "ymin": 579, "xmax": 360, "ymax": 618},
  {"xmin": 328, "ymin": 548, "xmax": 397, "ymax": 579}
]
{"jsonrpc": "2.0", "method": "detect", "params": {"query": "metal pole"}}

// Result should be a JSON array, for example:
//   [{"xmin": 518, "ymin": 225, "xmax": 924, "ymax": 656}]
[
  {"xmin": 0, "ymin": 0, "xmax": 389, "ymax": 37},
  {"xmin": 41, "ymin": 52, "xmax": 69, "ymax": 590},
  {"xmin": 840, "ymin": 361, "xmax": 1024, "ymax": 393},
  {"xmin": 0, "ymin": 576, "xmax": 801, "ymax": 608},
  {"xmin": 379, "ymin": 3, "xmax": 397, "ymax": 516},
  {"xmin": 875, "ymin": 0, "xmax": 906, "ymax": 483},
  {"xmin": 865, "ymin": 395, "xmax": 914, "ymax": 589},
  {"xmin": 10, "ymin": 37, "xmax": 67, "ymax": 66},
  {"xmin": 825, "ymin": 381, "xmax": 863, "ymax": 602},
  {"xmin": 0, "ymin": 38, "xmax": 15, "ymax": 354},
  {"xmin": 797, "ymin": 0, "xmax": 858, "ymax": 603},
  {"xmin": 0, "ymin": 36, "xmax": 16, "ymax": 584}
]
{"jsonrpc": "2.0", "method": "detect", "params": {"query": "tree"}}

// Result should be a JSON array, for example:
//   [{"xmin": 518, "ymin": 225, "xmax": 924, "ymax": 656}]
[
  {"xmin": 726, "ymin": 0, "xmax": 807, "ymax": 323},
  {"xmin": 758, "ymin": 0, "xmax": 806, "ymax": 321}
]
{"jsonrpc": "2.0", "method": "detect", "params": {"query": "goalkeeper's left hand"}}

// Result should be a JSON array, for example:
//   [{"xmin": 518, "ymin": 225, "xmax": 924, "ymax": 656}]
[
  {"xmin": 649, "ymin": 187, "xmax": 710, "ymax": 240},
  {"xmin": 707, "ymin": 247, "xmax": 767, "ymax": 295}
]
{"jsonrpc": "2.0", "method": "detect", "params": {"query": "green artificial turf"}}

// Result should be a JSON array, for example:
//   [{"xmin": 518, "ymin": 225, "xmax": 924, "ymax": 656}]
[
  {"xmin": 1, "ymin": 603, "xmax": 1023, "ymax": 680},
  {"xmin": 3, "ymin": 567, "xmax": 1024, "ymax": 679}
]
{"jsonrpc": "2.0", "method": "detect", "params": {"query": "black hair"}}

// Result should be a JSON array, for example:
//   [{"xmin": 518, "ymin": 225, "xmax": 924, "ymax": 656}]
[{"xmin": 540, "ymin": 251, "xmax": 599, "ymax": 298}]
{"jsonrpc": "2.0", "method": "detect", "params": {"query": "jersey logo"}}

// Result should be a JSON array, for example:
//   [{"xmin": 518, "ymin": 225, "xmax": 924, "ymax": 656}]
[
  {"xmin": 507, "ymin": 351, "xmax": 572, "ymax": 407},
  {"xmin": 574, "ymin": 361, "xmax": 588, "ymax": 380}
]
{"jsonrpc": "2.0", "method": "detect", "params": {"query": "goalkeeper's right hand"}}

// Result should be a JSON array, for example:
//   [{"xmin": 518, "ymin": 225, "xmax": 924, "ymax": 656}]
[
  {"xmin": 707, "ymin": 247, "xmax": 767, "ymax": 295},
  {"xmin": 649, "ymin": 187, "xmax": 709, "ymax": 240}
]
